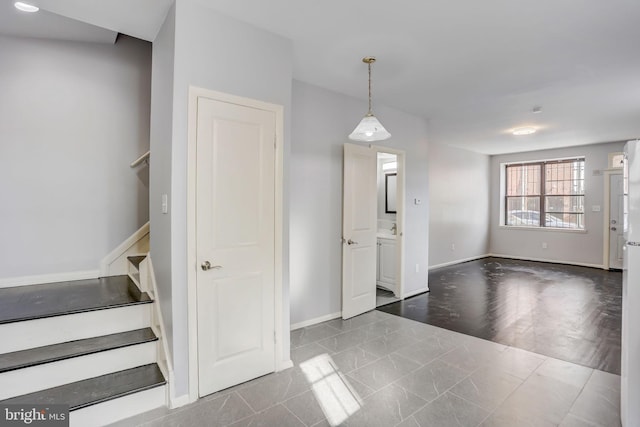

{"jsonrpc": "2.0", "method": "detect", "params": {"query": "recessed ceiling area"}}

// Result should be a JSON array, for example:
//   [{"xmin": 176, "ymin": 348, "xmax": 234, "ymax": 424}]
[{"xmin": 4, "ymin": 0, "xmax": 640, "ymax": 155}]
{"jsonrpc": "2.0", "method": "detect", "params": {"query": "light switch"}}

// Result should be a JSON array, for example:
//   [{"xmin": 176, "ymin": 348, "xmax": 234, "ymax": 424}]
[{"xmin": 162, "ymin": 194, "xmax": 168, "ymax": 214}]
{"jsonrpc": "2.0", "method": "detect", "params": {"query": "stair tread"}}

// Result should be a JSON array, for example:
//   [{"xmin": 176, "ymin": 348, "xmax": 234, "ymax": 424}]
[
  {"xmin": 0, "ymin": 364, "xmax": 165, "ymax": 411},
  {"xmin": 127, "ymin": 255, "xmax": 146, "ymax": 269},
  {"xmin": 0, "ymin": 276, "xmax": 152, "ymax": 325},
  {"xmin": 0, "ymin": 328, "xmax": 157, "ymax": 373}
]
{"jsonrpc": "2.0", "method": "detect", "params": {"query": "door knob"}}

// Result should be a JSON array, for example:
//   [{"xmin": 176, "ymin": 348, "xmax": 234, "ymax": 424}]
[
  {"xmin": 611, "ymin": 220, "xmax": 617, "ymax": 224},
  {"xmin": 201, "ymin": 261, "xmax": 222, "ymax": 271},
  {"xmin": 347, "ymin": 239, "xmax": 359, "ymax": 245},
  {"xmin": 611, "ymin": 227, "xmax": 617, "ymax": 231}
]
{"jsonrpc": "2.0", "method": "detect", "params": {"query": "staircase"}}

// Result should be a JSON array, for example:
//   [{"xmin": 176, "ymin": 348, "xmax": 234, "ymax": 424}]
[{"xmin": 0, "ymin": 255, "xmax": 166, "ymax": 426}]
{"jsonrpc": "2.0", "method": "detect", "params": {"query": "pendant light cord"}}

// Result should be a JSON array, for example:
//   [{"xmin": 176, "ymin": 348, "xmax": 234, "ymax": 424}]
[{"xmin": 367, "ymin": 61, "xmax": 373, "ymax": 115}]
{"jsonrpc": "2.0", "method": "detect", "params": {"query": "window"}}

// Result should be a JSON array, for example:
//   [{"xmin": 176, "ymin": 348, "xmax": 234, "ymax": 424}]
[{"xmin": 505, "ymin": 158, "xmax": 585, "ymax": 229}]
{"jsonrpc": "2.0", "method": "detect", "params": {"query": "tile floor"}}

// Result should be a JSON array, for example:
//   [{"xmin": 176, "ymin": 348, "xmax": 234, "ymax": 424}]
[{"xmin": 111, "ymin": 310, "xmax": 621, "ymax": 427}]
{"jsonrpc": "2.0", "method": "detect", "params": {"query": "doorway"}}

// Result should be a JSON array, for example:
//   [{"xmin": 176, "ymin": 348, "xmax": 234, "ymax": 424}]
[
  {"xmin": 186, "ymin": 87, "xmax": 286, "ymax": 400},
  {"xmin": 375, "ymin": 152, "xmax": 400, "ymax": 307},
  {"xmin": 342, "ymin": 143, "xmax": 405, "ymax": 319}
]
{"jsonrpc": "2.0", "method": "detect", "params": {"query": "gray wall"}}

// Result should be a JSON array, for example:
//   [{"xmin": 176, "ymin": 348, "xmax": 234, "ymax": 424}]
[
  {"xmin": 290, "ymin": 81, "xmax": 430, "ymax": 326},
  {"xmin": 489, "ymin": 141, "xmax": 625, "ymax": 266},
  {"xmin": 0, "ymin": 34, "xmax": 151, "ymax": 278},
  {"xmin": 149, "ymin": 2, "xmax": 176, "ymax": 371},
  {"xmin": 148, "ymin": 0, "xmax": 293, "ymax": 397},
  {"xmin": 428, "ymin": 143, "xmax": 490, "ymax": 268}
]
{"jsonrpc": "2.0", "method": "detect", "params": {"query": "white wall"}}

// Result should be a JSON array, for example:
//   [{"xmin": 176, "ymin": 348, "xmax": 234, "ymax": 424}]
[
  {"xmin": 489, "ymin": 141, "xmax": 625, "ymax": 266},
  {"xmin": 149, "ymin": 3, "xmax": 176, "ymax": 369},
  {"xmin": 0, "ymin": 34, "xmax": 151, "ymax": 279},
  {"xmin": 148, "ymin": 0, "xmax": 293, "ymax": 397},
  {"xmin": 290, "ymin": 80, "xmax": 430, "ymax": 326},
  {"xmin": 428, "ymin": 143, "xmax": 490, "ymax": 268}
]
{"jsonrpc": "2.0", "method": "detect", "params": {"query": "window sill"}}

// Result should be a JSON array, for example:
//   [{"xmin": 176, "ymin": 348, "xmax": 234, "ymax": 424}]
[{"xmin": 498, "ymin": 225, "xmax": 587, "ymax": 234}]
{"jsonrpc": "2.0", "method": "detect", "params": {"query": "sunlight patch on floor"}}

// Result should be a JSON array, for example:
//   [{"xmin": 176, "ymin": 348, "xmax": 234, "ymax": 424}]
[{"xmin": 299, "ymin": 354, "xmax": 363, "ymax": 426}]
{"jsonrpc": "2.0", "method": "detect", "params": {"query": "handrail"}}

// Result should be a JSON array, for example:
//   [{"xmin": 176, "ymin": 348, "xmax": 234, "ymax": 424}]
[{"xmin": 130, "ymin": 150, "xmax": 150, "ymax": 168}]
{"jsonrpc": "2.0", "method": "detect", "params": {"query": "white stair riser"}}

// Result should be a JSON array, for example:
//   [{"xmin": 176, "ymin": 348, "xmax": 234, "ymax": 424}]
[
  {"xmin": 70, "ymin": 385, "xmax": 166, "ymax": 427},
  {"xmin": 0, "ymin": 304, "xmax": 151, "ymax": 353},
  {"xmin": 0, "ymin": 342, "xmax": 156, "ymax": 400}
]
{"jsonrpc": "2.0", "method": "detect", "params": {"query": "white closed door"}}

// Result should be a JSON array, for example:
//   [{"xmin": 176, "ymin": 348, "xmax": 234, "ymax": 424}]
[
  {"xmin": 196, "ymin": 96, "xmax": 276, "ymax": 396},
  {"xmin": 610, "ymin": 173, "xmax": 624, "ymax": 269},
  {"xmin": 342, "ymin": 143, "xmax": 377, "ymax": 319}
]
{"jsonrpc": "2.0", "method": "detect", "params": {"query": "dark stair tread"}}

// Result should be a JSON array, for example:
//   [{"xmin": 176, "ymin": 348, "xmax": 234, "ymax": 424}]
[
  {"xmin": 127, "ymin": 255, "xmax": 146, "ymax": 269},
  {"xmin": 0, "ymin": 364, "xmax": 166, "ymax": 411},
  {"xmin": 0, "ymin": 276, "xmax": 152, "ymax": 325},
  {"xmin": 0, "ymin": 328, "xmax": 157, "ymax": 373}
]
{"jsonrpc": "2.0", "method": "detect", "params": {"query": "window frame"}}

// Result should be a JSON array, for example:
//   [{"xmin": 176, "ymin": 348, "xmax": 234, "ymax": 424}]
[{"xmin": 503, "ymin": 158, "xmax": 586, "ymax": 230}]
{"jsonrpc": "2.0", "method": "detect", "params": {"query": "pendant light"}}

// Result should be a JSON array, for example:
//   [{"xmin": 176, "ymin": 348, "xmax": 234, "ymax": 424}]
[{"xmin": 348, "ymin": 57, "xmax": 391, "ymax": 142}]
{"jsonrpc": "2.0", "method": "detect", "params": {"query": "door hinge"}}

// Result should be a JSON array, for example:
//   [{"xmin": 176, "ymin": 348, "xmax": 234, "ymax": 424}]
[{"xmin": 274, "ymin": 331, "xmax": 277, "ymax": 343}]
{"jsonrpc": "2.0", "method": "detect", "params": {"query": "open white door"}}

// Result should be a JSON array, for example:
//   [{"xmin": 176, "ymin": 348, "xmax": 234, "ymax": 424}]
[
  {"xmin": 195, "ymin": 96, "xmax": 276, "ymax": 396},
  {"xmin": 609, "ymin": 173, "xmax": 624, "ymax": 269},
  {"xmin": 342, "ymin": 143, "xmax": 377, "ymax": 319}
]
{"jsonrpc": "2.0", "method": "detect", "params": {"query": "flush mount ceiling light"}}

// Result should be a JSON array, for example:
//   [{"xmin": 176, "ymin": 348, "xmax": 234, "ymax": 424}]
[
  {"xmin": 348, "ymin": 57, "xmax": 391, "ymax": 142},
  {"xmin": 512, "ymin": 127, "xmax": 536, "ymax": 136},
  {"xmin": 14, "ymin": 2, "xmax": 39, "ymax": 12}
]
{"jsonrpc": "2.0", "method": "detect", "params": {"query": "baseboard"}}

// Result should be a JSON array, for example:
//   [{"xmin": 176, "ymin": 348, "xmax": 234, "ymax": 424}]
[
  {"xmin": 100, "ymin": 222, "xmax": 150, "ymax": 276},
  {"xmin": 0, "ymin": 269, "xmax": 100, "ymax": 289},
  {"xmin": 170, "ymin": 394, "xmax": 191, "ymax": 409},
  {"xmin": 290, "ymin": 311, "xmax": 342, "ymax": 330},
  {"xmin": 489, "ymin": 253, "xmax": 603, "ymax": 269},
  {"xmin": 277, "ymin": 359, "xmax": 294, "ymax": 371},
  {"xmin": 403, "ymin": 287, "xmax": 429, "ymax": 299},
  {"xmin": 429, "ymin": 254, "xmax": 491, "ymax": 271}
]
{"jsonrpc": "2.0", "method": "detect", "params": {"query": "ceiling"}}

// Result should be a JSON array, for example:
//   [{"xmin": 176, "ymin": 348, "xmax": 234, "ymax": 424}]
[{"xmin": 6, "ymin": 0, "xmax": 640, "ymax": 155}]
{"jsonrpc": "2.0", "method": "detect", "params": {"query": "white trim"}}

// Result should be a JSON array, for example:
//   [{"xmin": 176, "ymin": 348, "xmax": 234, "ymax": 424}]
[
  {"xmin": 186, "ymin": 86, "xmax": 286, "ymax": 402},
  {"xmin": 429, "ymin": 254, "xmax": 491, "ymax": 271},
  {"xmin": 403, "ymin": 287, "xmax": 429, "ymax": 299},
  {"xmin": 279, "ymin": 360, "xmax": 294, "ymax": 370},
  {"xmin": 498, "ymin": 225, "xmax": 587, "ymax": 234},
  {"xmin": 0, "ymin": 270, "xmax": 100, "ymax": 289},
  {"xmin": 145, "ymin": 256, "xmax": 176, "ymax": 407},
  {"xmin": 100, "ymin": 222, "xmax": 150, "ymax": 276},
  {"xmin": 290, "ymin": 312, "xmax": 342, "ymax": 331},
  {"xmin": 169, "ymin": 394, "xmax": 191, "ymax": 409},
  {"xmin": 489, "ymin": 253, "xmax": 603, "ymax": 269}
]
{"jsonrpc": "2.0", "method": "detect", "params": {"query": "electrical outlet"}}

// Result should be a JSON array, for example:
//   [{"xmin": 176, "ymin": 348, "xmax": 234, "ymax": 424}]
[
  {"xmin": 451, "ymin": 243, "xmax": 455, "ymax": 251},
  {"xmin": 415, "ymin": 264, "xmax": 420, "ymax": 273},
  {"xmin": 542, "ymin": 242, "xmax": 548, "ymax": 249}
]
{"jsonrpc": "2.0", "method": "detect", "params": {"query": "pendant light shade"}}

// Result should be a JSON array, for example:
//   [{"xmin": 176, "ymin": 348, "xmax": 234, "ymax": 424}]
[
  {"xmin": 348, "ymin": 114, "xmax": 391, "ymax": 142},
  {"xmin": 349, "ymin": 57, "xmax": 391, "ymax": 142}
]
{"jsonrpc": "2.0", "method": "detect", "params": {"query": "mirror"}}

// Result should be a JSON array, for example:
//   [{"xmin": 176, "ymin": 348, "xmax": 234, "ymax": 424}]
[{"xmin": 385, "ymin": 173, "xmax": 397, "ymax": 213}]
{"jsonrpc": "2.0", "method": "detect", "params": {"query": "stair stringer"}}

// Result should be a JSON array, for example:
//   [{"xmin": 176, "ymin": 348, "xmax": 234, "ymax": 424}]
[
  {"xmin": 100, "ymin": 222, "xmax": 150, "ymax": 276},
  {"xmin": 143, "ymin": 255, "xmax": 181, "ymax": 409}
]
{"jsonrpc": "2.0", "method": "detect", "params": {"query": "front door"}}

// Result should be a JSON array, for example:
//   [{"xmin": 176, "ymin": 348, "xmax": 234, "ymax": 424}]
[
  {"xmin": 609, "ymin": 173, "xmax": 624, "ymax": 269},
  {"xmin": 342, "ymin": 143, "xmax": 377, "ymax": 319},
  {"xmin": 196, "ymin": 95, "xmax": 276, "ymax": 395}
]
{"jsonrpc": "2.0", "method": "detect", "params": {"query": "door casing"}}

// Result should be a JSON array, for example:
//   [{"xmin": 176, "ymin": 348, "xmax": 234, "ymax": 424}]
[{"xmin": 186, "ymin": 86, "xmax": 287, "ymax": 404}]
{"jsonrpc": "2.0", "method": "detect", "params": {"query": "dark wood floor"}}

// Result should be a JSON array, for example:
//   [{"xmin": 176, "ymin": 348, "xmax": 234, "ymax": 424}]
[{"xmin": 378, "ymin": 257, "xmax": 622, "ymax": 374}]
